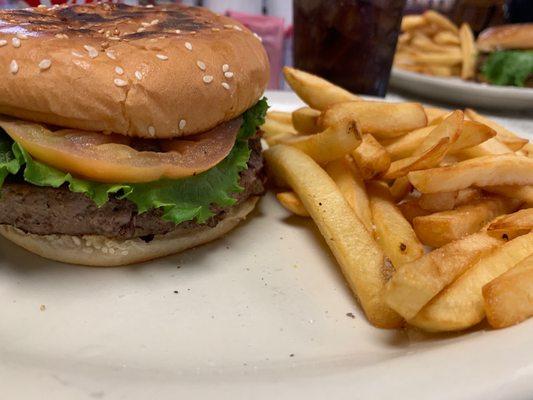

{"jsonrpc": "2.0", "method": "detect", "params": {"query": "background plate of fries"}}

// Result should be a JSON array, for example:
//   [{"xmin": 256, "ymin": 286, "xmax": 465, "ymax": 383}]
[
  {"xmin": 2, "ymin": 79, "xmax": 533, "ymax": 398},
  {"xmin": 390, "ymin": 68, "xmax": 533, "ymax": 111},
  {"xmin": 391, "ymin": 10, "xmax": 533, "ymax": 111}
]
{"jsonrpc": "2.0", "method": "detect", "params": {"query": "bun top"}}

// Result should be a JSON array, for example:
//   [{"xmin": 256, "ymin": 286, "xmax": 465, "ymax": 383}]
[
  {"xmin": 0, "ymin": 3, "xmax": 269, "ymax": 138},
  {"xmin": 477, "ymin": 23, "xmax": 533, "ymax": 52}
]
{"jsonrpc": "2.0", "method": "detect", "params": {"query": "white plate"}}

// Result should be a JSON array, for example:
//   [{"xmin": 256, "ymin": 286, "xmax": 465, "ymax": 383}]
[
  {"xmin": 1, "ymin": 91, "xmax": 533, "ymax": 400},
  {"xmin": 390, "ymin": 68, "xmax": 533, "ymax": 111}
]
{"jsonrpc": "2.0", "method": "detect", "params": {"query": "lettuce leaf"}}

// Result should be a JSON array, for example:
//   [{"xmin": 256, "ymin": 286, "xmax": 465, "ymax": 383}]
[
  {"xmin": 0, "ymin": 98, "xmax": 268, "ymax": 225},
  {"xmin": 481, "ymin": 50, "xmax": 533, "ymax": 87}
]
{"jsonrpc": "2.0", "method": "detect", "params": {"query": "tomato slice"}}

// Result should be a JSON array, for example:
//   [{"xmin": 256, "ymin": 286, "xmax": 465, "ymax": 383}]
[{"xmin": 0, "ymin": 117, "xmax": 241, "ymax": 183}]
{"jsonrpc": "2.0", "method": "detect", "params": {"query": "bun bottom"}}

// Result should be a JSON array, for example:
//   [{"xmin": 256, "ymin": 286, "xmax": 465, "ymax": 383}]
[{"xmin": 0, "ymin": 197, "xmax": 259, "ymax": 267}]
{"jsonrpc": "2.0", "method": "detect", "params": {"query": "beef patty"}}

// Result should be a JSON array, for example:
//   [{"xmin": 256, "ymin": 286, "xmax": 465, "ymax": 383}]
[{"xmin": 0, "ymin": 137, "xmax": 265, "ymax": 239}]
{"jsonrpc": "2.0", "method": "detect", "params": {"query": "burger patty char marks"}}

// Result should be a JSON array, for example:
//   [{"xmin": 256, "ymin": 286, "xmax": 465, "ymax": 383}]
[{"xmin": 0, "ymin": 137, "xmax": 264, "ymax": 240}]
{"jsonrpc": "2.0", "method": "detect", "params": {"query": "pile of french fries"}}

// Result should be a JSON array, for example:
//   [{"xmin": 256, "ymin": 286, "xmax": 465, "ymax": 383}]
[
  {"xmin": 395, "ymin": 10, "xmax": 477, "ymax": 80},
  {"xmin": 264, "ymin": 66, "xmax": 533, "ymax": 331}
]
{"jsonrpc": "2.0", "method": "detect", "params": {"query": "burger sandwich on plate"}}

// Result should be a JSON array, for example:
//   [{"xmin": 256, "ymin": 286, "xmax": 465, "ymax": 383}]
[
  {"xmin": 477, "ymin": 23, "xmax": 533, "ymax": 87},
  {"xmin": 0, "ymin": 3, "xmax": 269, "ymax": 266}
]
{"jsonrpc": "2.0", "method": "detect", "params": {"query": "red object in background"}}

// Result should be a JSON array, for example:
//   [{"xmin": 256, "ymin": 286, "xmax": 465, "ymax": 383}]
[{"xmin": 228, "ymin": 11, "xmax": 285, "ymax": 90}]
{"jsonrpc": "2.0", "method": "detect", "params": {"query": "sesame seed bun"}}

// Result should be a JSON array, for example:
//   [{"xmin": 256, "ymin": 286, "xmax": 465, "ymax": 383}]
[
  {"xmin": 477, "ymin": 23, "xmax": 533, "ymax": 52},
  {"xmin": 0, "ymin": 196, "xmax": 259, "ymax": 267},
  {"xmin": 0, "ymin": 4, "xmax": 269, "ymax": 138}
]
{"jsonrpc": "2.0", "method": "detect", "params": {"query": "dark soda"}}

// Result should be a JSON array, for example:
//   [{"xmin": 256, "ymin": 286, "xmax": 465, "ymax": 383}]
[{"xmin": 293, "ymin": 0, "xmax": 406, "ymax": 97}]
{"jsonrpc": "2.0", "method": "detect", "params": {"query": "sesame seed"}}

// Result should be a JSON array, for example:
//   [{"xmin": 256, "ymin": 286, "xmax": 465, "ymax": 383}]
[
  {"xmin": 135, "ymin": 71, "xmax": 142, "ymax": 80},
  {"xmin": 71, "ymin": 51, "xmax": 83, "ymax": 58},
  {"xmin": 179, "ymin": 119, "xmax": 186, "ymax": 130},
  {"xmin": 222, "ymin": 64, "xmax": 229, "ymax": 72},
  {"xmin": 84, "ymin": 45, "xmax": 98, "ymax": 59},
  {"xmin": 184, "ymin": 42, "xmax": 192, "ymax": 51},
  {"xmin": 38, "ymin": 59, "xmax": 51, "ymax": 70},
  {"xmin": 156, "ymin": 54, "xmax": 168, "ymax": 60},
  {"xmin": 150, "ymin": 19, "xmax": 159, "ymax": 25},
  {"xmin": 137, "ymin": 27, "xmax": 145, "ymax": 33},
  {"xmin": 233, "ymin": 25, "xmax": 243, "ymax": 31},
  {"xmin": 222, "ymin": 82, "xmax": 230, "ymax": 90},
  {"xmin": 72, "ymin": 236, "xmax": 81, "ymax": 246},
  {"xmin": 114, "ymin": 78, "xmax": 128, "ymax": 87},
  {"xmin": 115, "ymin": 66, "xmax": 124, "ymax": 75},
  {"xmin": 98, "ymin": 29, "xmax": 105, "ymax": 34},
  {"xmin": 141, "ymin": 22, "xmax": 150, "ymax": 27},
  {"xmin": 0, "ymin": 40, "xmax": 7, "ymax": 47},
  {"xmin": 37, "ymin": 4, "xmax": 47, "ymax": 8},
  {"xmin": 146, "ymin": 4, "xmax": 154, "ymax": 7},
  {"xmin": 16, "ymin": 33, "xmax": 28, "ymax": 40},
  {"xmin": 12, "ymin": 37, "xmax": 21, "ymax": 48},
  {"xmin": 10, "ymin": 60, "xmax": 18, "ymax": 74},
  {"xmin": 148, "ymin": 126, "xmax": 156, "ymax": 137},
  {"xmin": 121, "ymin": 250, "xmax": 129, "ymax": 256},
  {"xmin": 224, "ymin": 24, "xmax": 233, "ymax": 29},
  {"xmin": 149, "ymin": 38, "xmax": 158, "ymax": 43},
  {"xmin": 203, "ymin": 75, "xmax": 214, "ymax": 84},
  {"xmin": 224, "ymin": 71, "xmax": 234, "ymax": 79},
  {"xmin": 175, "ymin": 29, "xmax": 181, "ymax": 34},
  {"xmin": 211, "ymin": 27, "xmax": 220, "ymax": 32},
  {"xmin": 196, "ymin": 60, "xmax": 206, "ymax": 71},
  {"xmin": 109, "ymin": 248, "xmax": 116, "ymax": 255},
  {"xmin": 108, "ymin": 37, "xmax": 121, "ymax": 41},
  {"xmin": 106, "ymin": 51, "xmax": 117, "ymax": 60},
  {"xmin": 253, "ymin": 32, "xmax": 263, "ymax": 42}
]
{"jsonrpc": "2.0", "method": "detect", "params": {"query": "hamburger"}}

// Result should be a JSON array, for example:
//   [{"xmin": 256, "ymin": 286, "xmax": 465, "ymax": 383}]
[
  {"xmin": 0, "ymin": 3, "xmax": 269, "ymax": 266},
  {"xmin": 476, "ymin": 23, "xmax": 533, "ymax": 87}
]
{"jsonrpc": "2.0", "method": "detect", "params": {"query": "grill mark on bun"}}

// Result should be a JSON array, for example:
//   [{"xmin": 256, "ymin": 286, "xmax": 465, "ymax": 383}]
[{"xmin": 1, "ymin": 4, "xmax": 212, "ymax": 40}]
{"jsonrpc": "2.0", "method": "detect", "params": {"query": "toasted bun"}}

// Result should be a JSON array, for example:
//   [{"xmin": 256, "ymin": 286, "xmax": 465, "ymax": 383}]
[
  {"xmin": 0, "ymin": 4, "xmax": 269, "ymax": 138},
  {"xmin": 0, "ymin": 197, "xmax": 258, "ymax": 267},
  {"xmin": 477, "ymin": 23, "xmax": 533, "ymax": 52}
]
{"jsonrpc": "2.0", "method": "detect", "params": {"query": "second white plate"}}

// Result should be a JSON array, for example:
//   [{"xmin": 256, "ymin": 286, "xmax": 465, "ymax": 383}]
[{"xmin": 390, "ymin": 68, "xmax": 533, "ymax": 111}]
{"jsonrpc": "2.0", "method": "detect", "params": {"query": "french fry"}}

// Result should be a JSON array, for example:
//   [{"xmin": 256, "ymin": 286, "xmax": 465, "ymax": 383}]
[
  {"xmin": 390, "ymin": 176, "xmax": 412, "ymax": 201},
  {"xmin": 410, "ymin": 52, "xmax": 462, "ymax": 66},
  {"xmin": 285, "ymin": 119, "xmax": 362, "ymax": 164},
  {"xmin": 424, "ymin": 106, "xmax": 451, "ymax": 124},
  {"xmin": 267, "ymin": 111, "xmax": 293, "ymax": 125},
  {"xmin": 352, "ymin": 134, "xmax": 391, "ymax": 179},
  {"xmin": 424, "ymin": 10, "xmax": 459, "ymax": 33},
  {"xmin": 264, "ymin": 132, "xmax": 297, "ymax": 147},
  {"xmin": 382, "ymin": 137, "xmax": 450, "ymax": 179},
  {"xmin": 433, "ymin": 31, "xmax": 461, "ymax": 45},
  {"xmin": 483, "ymin": 254, "xmax": 533, "ymax": 328},
  {"xmin": 368, "ymin": 182, "xmax": 425, "ymax": 267},
  {"xmin": 465, "ymin": 109, "xmax": 528, "ymax": 151},
  {"xmin": 283, "ymin": 67, "xmax": 360, "ymax": 111},
  {"xmin": 326, "ymin": 157, "xmax": 373, "ymax": 233},
  {"xmin": 411, "ymin": 232, "xmax": 533, "ymax": 331},
  {"xmin": 401, "ymin": 14, "xmax": 426, "ymax": 31},
  {"xmin": 411, "ymin": 34, "xmax": 461, "ymax": 54},
  {"xmin": 261, "ymin": 118, "xmax": 297, "ymax": 138},
  {"xmin": 483, "ymin": 185, "xmax": 533, "ymax": 206},
  {"xmin": 488, "ymin": 208, "xmax": 533, "ymax": 232},
  {"xmin": 449, "ymin": 121, "xmax": 496, "ymax": 153},
  {"xmin": 418, "ymin": 187, "xmax": 482, "ymax": 212},
  {"xmin": 413, "ymin": 197, "xmax": 521, "ymax": 247},
  {"xmin": 292, "ymin": 107, "xmax": 321, "ymax": 134},
  {"xmin": 384, "ymin": 231, "xmax": 506, "ymax": 320},
  {"xmin": 459, "ymin": 23, "xmax": 476, "ymax": 80},
  {"xmin": 398, "ymin": 199, "xmax": 432, "ymax": 223},
  {"xmin": 265, "ymin": 145, "xmax": 403, "ymax": 328},
  {"xmin": 455, "ymin": 137, "xmax": 513, "ymax": 159},
  {"xmin": 415, "ymin": 110, "xmax": 462, "ymax": 155},
  {"xmin": 384, "ymin": 126, "xmax": 433, "ymax": 160},
  {"xmin": 276, "ymin": 191, "xmax": 309, "ymax": 217},
  {"xmin": 408, "ymin": 155, "xmax": 533, "ymax": 193},
  {"xmin": 320, "ymin": 101, "xmax": 427, "ymax": 139}
]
